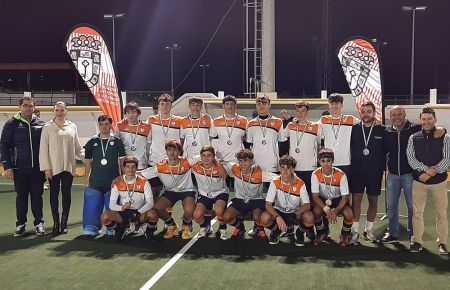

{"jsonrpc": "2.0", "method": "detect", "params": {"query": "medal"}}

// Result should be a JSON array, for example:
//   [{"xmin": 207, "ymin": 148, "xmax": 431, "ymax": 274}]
[
  {"xmin": 262, "ymin": 139, "xmax": 267, "ymax": 145},
  {"xmin": 207, "ymin": 193, "xmax": 212, "ymax": 198},
  {"xmin": 257, "ymin": 115, "xmax": 271, "ymax": 146},
  {"xmin": 129, "ymin": 198, "xmax": 134, "ymax": 204},
  {"xmin": 322, "ymin": 168, "xmax": 334, "ymax": 199},
  {"xmin": 189, "ymin": 114, "xmax": 202, "ymax": 148},
  {"xmin": 100, "ymin": 135, "xmax": 111, "ymax": 166},
  {"xmin": 295, "ymin": 120, "xmax": 309, "ymax": 149},
  {"xmin": 159, "ymin": 114, "xmax": 172, "ymax": 138},
  {"xmin": 361, "ymin": 121, "xmax": 374, "ymax": 157},
  {"xmin": 363, "ymin": 148, "xmax": 370, "ymax": 156},
  {"xmin": 101, "ymin": 158, "xmax": 108, "ymax": 165},
  {"xmin": 325, "ymin": 199, "xmax": 332, "ymax": 206},
  {"xmin": 130, "ymin": 146, "xmax": 136, "ymax": 151},
  {"xmin": 331, "ymin": 115, "xmax": 342, "ymax": 146},
  {"xmin": 192, "ymin": 141, "xmax": 198, "ymax": 146},
  {"xmin": 224, "ymin": 114, "xmax": 237, "ymax": 146},
  {"xmin": 295, "ymin": 147, "xmax": 300, "ymax": 153},
  {"xmin": 227, "ymin": 140, "xmax": 232, "ymax": 145},
  {"xmin": 244, "ymin": 199, "xmax": 250, "ymax": 204},
  {"xmin": 124, "ymin": 176, "xmax": 137, "ymax": 206},
  {"xmin": 128, "ymin": 120, "xmax": 141, "ymax": 153},
  {"xmin": 173, "ymin": 187, "xmax": 181, "ymax": 192}
]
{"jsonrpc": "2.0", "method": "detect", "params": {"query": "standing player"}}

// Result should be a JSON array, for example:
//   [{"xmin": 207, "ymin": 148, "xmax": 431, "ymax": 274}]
[
  {"xmin": 180, "ymin": 97, "xmax": 216, "ymax": 163},
  {"xmin": 141, "ymin": 140, "xmax": 196, "ymax": 240},
  {"xmin": 222, "ymin": 149, "xmax": 277, "ymax": 239},
  {"xmin": 147, "ymin": 94, "xmax": 182, "ymax": 196},
  {"xmin": 192, "ymin": 145, "xmax": 229, "ymax": 240},
  {"xmin": 101, "ymin": 156, "xmax": 159, "ymax": 242},
  {"xmin": 115, "ymin": 102, "xmax": 151, "ymax": 170},
  {"xmin": 349, "ymin": 102, "xmax": 386, "ymax": 244},
  {"xmin": 311, "ymin": 149, "xmax": 354, "ymax": 247},
  {"xmin": 260, "ymin": 155, "xmax": 314, "ymax": 246}
]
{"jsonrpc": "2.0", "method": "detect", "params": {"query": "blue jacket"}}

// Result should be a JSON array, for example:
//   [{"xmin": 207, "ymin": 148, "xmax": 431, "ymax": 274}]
[{"xmin": 0, "ymin": 112, "xmax": 45, "ymax": 171}]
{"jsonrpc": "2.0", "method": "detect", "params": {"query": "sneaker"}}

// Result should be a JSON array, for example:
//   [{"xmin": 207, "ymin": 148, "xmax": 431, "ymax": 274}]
[
  {"xmin": 135, "ymin": 224, "xmax": 145, "ymax": 234},
  {"xmin": 363, "ymin": 231, "xmax": 377, "ymax": 243},
  {"xmin": 313, "ymin": 233, "xmax": 326, "ymax": 246},
  {"xmin": 410, "ymin": 242, "xmax": 423, "ymax": 253},
  {"xmin": 198, "ymin": 226, "xmax": 209, "ymax": 238},
  {"xmin": 35, "ymin": 223, "xmax": 45, "ymax": 236},
  {"xmin": 256, "ymin": 229, "xmax": 268, "ymax": 240},
  {"xmin": 248, "ymin": 225, "xmax": 257, "ymax": 236},
  {"xmin": 438, "ymin": 243, "xmax": 448, "ymax": 255},
  {"xmin": 219, "ymin": 229, "xmax": 229, "ymax": 240},
  {"xmin": 269, "ymin": 232, "xmax": 280, "ymax": 245},
  {"xmin": 181, "ymin": 225, "xmax": 192, "ymax": 240},
  {"xmin": 115, "ymin": 224, "xmax": 127, "ymax": 242},
  {"xmin": 305, "ymin": 229, "xmax": 316, "ymax": 242},
  {"xmin": 144, "ymin": 227, "xmax": 156, "ymax": 241},
  {"xmin": 350, "ymin": 232, "xmax": 360, "ymax": 245},
  {"xmin": 231, "ymin": 227, "xmax": 245, "ymax": 239},
  {"xmin": 339, "ymin": 233, "xmax": 351, "ymax": 247},
  {"xmin": 163, "ymin": 224, "xmax": 179, "ymax": 239},
  {"xmin": 380, "ymin": 232, "xmax": 399, "ymax": 244},
  {"xmin": 14, "ymin": 224, "xmax": 26, "ymax": 237},
  {"xmin": 295, "ymin": 229, "xmax": 305, "ymax": 247}
]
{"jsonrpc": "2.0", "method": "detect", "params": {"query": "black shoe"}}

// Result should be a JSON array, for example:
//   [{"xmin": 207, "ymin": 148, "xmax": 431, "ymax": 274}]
[
  {"xmin": 115, "ymin": 224, "xmax": 127, "ymax": 242},
  {"xmin": 410, "ymin": 242, "xmax": 423, "ymax": 253},
  {"xmin": 14, "ymin": 224, "xmax": 26, "ymax": 237},
  {"xmin": 52, "ymin": 213, "xmax": 60, "ymax": 234},
  {"xmin": 295, "ymin": 229, "xmax": 305, "ymax": 247},
  {"xmin": 144, "ymin": 227, "xmax": 156, "ymax": 242},
  {"xmin": 269, "ymin": 232, "xmax": 280, "ymax": 245},
  {"xmin": 60, "ymin": 214, "xmax": 68, "ymax": 234},
  {"xmin": 438, "ymin": 243, "xmax": 448, "ymax": 255},
  {"xmin": 380, "ymin": 232, "xmax": 399, "ymax": 244},
  {"xmin": 306, "ymin": 229, "xmax": 316, "ymax": 242}
]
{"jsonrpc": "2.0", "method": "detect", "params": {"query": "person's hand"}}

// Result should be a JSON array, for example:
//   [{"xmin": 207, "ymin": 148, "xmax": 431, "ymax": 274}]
[
  {"xmin": 4, "ymin": 169, "xmax": 14, "ymax": 180},
  {"xmin": 419, "ymin": 173, "xmax": 431, "ymax": 183},
  {"xmin": 122, "ymin": 202, "xmax": 131, "ymax": 211},
  {"xmin": 425, "ymin": 166, "xmax": 437, "ymax": 177},
  {"xmin": 327, "ymin": 209, "xmax": 337, "ymax": 223},
  {"xmin": 434, "ymin": 127, "xmax": 446, "ymax": 138},
  {"xmin": 275, "ymin": 215, "xmax": 287, "ymax": 232},
  {"xmin": 111, "ymin": 176, "xmax": 122, "ymax": 188},
  {"xmin": 45, "ymin": 170, "xmax": 53, "ymax": 180}
]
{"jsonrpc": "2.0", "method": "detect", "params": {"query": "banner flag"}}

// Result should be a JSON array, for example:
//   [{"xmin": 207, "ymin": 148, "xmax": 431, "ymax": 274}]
[
  {"xmin": 65, "ymin": 25, "xmax": 122, "ymax": 127},
  {"xmin": 337, "ymin": 38, "xmax": 383, "ymax": 121}
]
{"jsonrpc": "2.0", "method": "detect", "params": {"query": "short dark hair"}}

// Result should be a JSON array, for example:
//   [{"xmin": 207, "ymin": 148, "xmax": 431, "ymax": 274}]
[
  {"xmin": 235, "ymin": 149, "xmax": 254, "ymax": 160},
  {"xmin": 200, "ymin": 145, "xmax": 215, "ymax": 156},
  {"xmin": 222, "ymin": 95, "xmax": 237, "ymax": 105},
  {"xmin": 295, "ymin": 101, "xmax": 310, "ymax": 111},
  {"xmin": 279, "ymin": 155, "xmax": 297, "ymax": 168},
  {"xmin": 360, "ymin": 101, "xmax": 376, "ymax": 112},
  {"xmin": 165, "ymin": 139, "xmax": 182, "ymax": 152},
  {"xmin": 122, "ymin": 156, "xmax": 139, "ymax": 168},
  {"xmin": 318, "ymin": 148, "xmax": 334, "ymax": 161},
  {"xmin": 19, "ymin": 96, "xmax": 34, "ymax": 106},
  {"xmin": 420, "ymin": 107, "xmax": 436, "ymax": 118},
  {"xmin": 124, "ymin": 101, "xmax": 141, "ymax": 115},
  {"xmin": 256, "ymin": 95, "xmax": 271, "ymax": 104},
  {"xmin": 158, "ymin": 93, "xmax": 174, "ymax": 104},
  {"xmin": 188, "ymin": 96, "xmax": 203, "ymax": 105},
  {"xmin": 98, "ymin": 115, "xmax": 112, "ymax": 124},
  {"xmin": 328, "ymin": 93, "xmax": 344, "ymax": 104}
]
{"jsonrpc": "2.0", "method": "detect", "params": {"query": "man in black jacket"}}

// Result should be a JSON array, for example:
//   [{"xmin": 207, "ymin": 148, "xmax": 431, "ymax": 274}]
[
  {"xmin": 407, "ymin": 107, "xmax": 449, "ymax": 255},
  {"xmin": 1, "ymin": 97, "xmax": 46, "ymax": 236}
]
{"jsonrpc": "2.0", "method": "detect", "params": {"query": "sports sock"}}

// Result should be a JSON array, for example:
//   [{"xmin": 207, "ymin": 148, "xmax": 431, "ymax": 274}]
[
  {"xmin": 219, "ymin": 223, "xmax": 227, "ymax": 229},
  {"xmin": 365, "ymin": 221, "xmax": 374, "ymax": 232},
  {"xmin": 341, "ymin": 220, "xmax": 353, "ymax": 235},
  {"xmin": 199, "ymin": 218, "xmax": 208, "ymax": 228},
  {"xmin": 165, "ymin": 217, "xmax": 175, "ymax": 226},
  {"xmin": 315, "ymin": 218, "xmax": 325, "ymax": 235},
  {"xmin": 147, "ymin": 221, "xmax": 157, "ymax": 232},
  {"xmin": 351, "ymin": 221, "xmax": 360, "ymax": 233}
]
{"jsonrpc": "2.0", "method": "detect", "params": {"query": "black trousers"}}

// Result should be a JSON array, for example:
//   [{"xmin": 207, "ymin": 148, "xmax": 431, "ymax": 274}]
[
  {"xmin": 49, "ymin": 171, "xmax": 74, "ymax": 218},
  {"xmin": 14, "ymin": 168, "xmax": 45, "ymax": 226}
]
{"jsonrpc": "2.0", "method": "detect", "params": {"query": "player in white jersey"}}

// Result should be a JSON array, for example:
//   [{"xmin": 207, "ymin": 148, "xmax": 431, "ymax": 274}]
[
  {"xmin": 180, "ymin": 97, "xmax": 216, "ymax": 163},
  {"xmin": 192, "ymin": 145, "xmax": 229, "ymax": 240},
  {"xmin": 317, "ymin": 93, "xmax": 360, "ymax": 177},
  {"xmin": 101, "ymin": 157, "xmax": 158, "ymax": 242},
  {"xmin": 260, "ymin": 155, "xmax": 314, "ymax": 246},
  {"xmin": 311, "ymin": 149, "xmax": 354, "ymax": 247},
  {"xmin": 141, "ymin": 140, "xmax": 196, "ymax": 240},
  {"xmin": 115, "ymin": 102, "xmax": 151, "ymax": 170},
  {"xmin": 284, "ymin": 101, "xmax": 321, "ymax": 195},
  {"xmin": 222, "ymin": 149, "xmax": 278, "ymax": 239},
  {"xmin": 146, "ymin": 94, "xmax": 183, "ymax": 196}
]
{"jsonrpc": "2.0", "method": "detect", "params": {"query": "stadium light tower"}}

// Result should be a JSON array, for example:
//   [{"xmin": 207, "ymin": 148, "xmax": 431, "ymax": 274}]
[
  {"xmin": 103, "ymin": 13, "xmax": 126, "ymax": 64},
  {"xmin": 165, "ymin": 43, "xmax": 181, "ymax": 95},
  {"xmin": 200, "ymin": 64, "xmax": 210, "ymax": 93},
  {"xmin": 402, "ymin": 5, "xmax": 427, "ymax": 104}
]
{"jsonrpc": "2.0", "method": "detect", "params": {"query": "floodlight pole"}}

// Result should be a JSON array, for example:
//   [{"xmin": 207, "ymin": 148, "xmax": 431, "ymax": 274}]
[
  {"xmin": 103, "ymin": 13, "xmax": 126, "ymax": 64},
  {"xmin": 200, "ymin": 64, "xmax": 210, "ymax": 93},
  {"xmin": 165, "ymin": 43, "xmax": 181, "ymax": 95}
]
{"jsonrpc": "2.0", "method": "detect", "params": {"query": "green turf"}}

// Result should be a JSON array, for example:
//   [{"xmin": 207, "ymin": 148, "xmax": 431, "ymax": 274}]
[{"xmin": 0, "ymin": 176, "xmax": 449, "ymax": 290}]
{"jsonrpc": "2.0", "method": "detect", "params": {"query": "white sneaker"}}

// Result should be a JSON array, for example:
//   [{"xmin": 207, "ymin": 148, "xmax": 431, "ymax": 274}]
[
  {"xmin": 350, "ymin": 232, "xmax": 359, "ymax": 245},
  {"xmin": 198, "ymin": 227, "xmax": 208, "ymax": 238},
  {"xmin": 247, "ymin": 225, "xmax": 257, "ymax": 236},
  {"xmin": 14, "ymin": 224, "xmax": 26, "ymax": 237},
  {"xmin": 35, "ymin": 223, "xmax": 45, "ymax": 236},
  {"xmin": 219, "ymin": 229, "xmax": 229, "ymax": 240},
  {"xmin": 363, "ymin": 231, "xmax": 377, "ymax": 242}
]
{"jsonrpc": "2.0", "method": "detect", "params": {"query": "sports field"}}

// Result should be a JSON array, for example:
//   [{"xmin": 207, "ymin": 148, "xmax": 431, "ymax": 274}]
[{"xmin": 0, "ymin": 176, "xmax": 449, "ymax": 290}]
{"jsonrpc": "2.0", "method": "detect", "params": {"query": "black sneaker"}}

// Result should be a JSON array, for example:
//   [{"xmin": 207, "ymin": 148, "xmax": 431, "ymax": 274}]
[
  {"xmin": 144, "ymin": 227, "xmax": 156, "ymax": 242},
  {"xmin": 115, "ymin": 224, "xmax": 127, "ymax": 242},
  {"xmin": 410, "ymin": 242, "xmax": 423, "ymax": 253},
  {"xmin": 306, "ymin": 229, "xmax": 316, "ymax": 242},
  {"xmin": 438, "ymin": 243, "xmax": 448, "ymax": 255},
  {"xmin": 14, "ymin": 224, "xmax": 26, "ymax": 237},
  {"xmin": 295, "ymin": 229, "xmax": 305, "ymax": 247},
  {"xmin": 380, "ymin": 232, "xmax": 399, "ymax": 244},
  {"xmin": 269, "ymin": 232, "xmax": 280, "ymax": 245},
  {"xmin": 247, "ymin": 225, "xmax": 258, "ymax": 237}
]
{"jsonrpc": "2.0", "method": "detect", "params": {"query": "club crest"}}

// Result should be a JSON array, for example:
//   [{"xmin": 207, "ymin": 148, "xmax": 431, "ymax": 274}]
[
  {"xmin": 340, "ymin": 45, "xmax": 374, "ymax": 97},
  {"xmin": 69, "ymin": 35, "xmax": 101, "ymax": 88}
]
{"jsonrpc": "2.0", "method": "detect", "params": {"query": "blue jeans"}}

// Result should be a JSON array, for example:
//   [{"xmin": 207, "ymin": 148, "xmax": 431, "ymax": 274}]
[{"xmin": 386, "ymin": 173, "xmax": 413, "ymax": 239}]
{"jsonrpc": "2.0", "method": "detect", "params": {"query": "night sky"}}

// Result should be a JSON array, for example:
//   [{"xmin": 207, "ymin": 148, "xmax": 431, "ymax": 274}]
[{"xmin": 2, "ymin": 0, "xmax": 449, "ymax": 99}]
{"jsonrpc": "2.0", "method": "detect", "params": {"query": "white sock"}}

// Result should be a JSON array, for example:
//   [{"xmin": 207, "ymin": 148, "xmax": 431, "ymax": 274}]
[
  {"xmin": 365, "ymin": 221, "xmax": 374, "ymax": 232},
  {"xmin": 351, "ymin": 222, "xmax": 359, "ymax": 233}
]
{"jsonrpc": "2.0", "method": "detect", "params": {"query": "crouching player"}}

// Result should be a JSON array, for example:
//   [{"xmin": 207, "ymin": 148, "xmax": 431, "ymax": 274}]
[
  {"xmin": 222, "ymin": 149, "xmax": 277, "ymax": 239},
  {"xmin": 311, "ymin": 149, "xmax": 354, "ymax": 247},
  {"xmin": 101, "ymin": 157, "xmax": 158, "ymax": 242},
  {"xmin": 260, "ymin": 155, "xmax": 314, "ymax": 246},
  {"xmin": 141, "ymin": 140, "xmax": 197, "ymax": 240},
  {"xmin": 192, "ymin": 145, "xmax": 229, "ymax": 240}
]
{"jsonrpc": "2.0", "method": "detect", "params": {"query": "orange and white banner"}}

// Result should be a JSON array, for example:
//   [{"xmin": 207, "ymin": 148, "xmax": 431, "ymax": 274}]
[
  {"xmin": 337, "ymin": 38, "xmax": 383, "ymax": 121},
  {"xmin": 65, "ymin": 25, "xmax": 122, "ymax": 127}
]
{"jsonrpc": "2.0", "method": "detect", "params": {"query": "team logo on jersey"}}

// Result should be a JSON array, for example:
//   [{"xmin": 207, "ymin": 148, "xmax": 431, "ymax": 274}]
[
  {"xmin": 236, "ymin": 121, "xmax": 240, "ymax": 125},
  {"xmin": 171, "ymin": 121, "xmax": 176, "ymax": 126},
  {"xmin": 308, "ymin": 126, "xmax": 312, "ymax": 131},
  {"xmin": 202, "ymin": 121, "xmax": 206, "ymax": 125},
  {"xmin": 93, "ymin": 143, "xmax": 98, "ymax": 146},
  {"xmin": 270, "ymin": 121, "xmax": 275, "ymax": 126},
  {"xmin": 181, "ymin": 166, "xmax": 184, "ymax": 171},
  {"xmin": 213, "ymin": 170, "xmax": 217, "ymax": 174},
  {"xmin": 292, "ymin": 187, "xmax": 297, "ymax": 191},
  {"xmin": 136, "ymin": 185, "xmax": 141, "ymax": 190},
  {"xmin": 140, "ymin": 128, "xmax": 145, "ymax": 132}
]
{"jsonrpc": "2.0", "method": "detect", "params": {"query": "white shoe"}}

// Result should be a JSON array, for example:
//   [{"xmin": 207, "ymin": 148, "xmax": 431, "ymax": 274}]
[
  {"xmin": 363, "ymin": 231, "xmax": 377, "ymax": 242},
  {"xmin": 198, "ymin": 227, "xmax": 208, "ymax": 238},
  {"xmin": 247, "ymin": 226, "xmax": 257, "ymax": 236},
  {"xmin": 35, "ymin": 223, "xmax": 45, "ymax": 236},
  {"xmin": 219, "ymin": 229, "xmax": 229, "ymax": 240},
  {"xmin": 350, "ymin": 232, "xmax": 359, "ymax": 245}
]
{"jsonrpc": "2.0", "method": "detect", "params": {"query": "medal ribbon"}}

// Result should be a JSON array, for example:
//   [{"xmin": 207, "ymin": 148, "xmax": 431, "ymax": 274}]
[
  {"xmin": 189, "ymin": 114, "xmax": 202, "ymax": 140},
  {"xmin": 257, "ymin": 115, "xmax": 271, "ymax": 139},
  {"xmin": 361, "ymin": 121, "xmax": 375, "ymax": 150}
]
